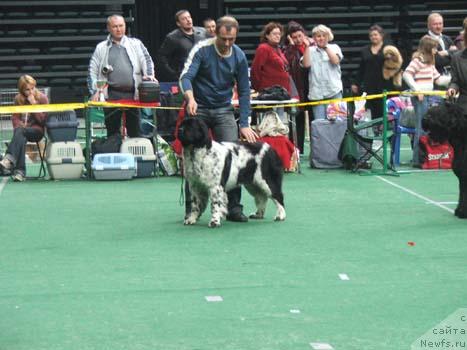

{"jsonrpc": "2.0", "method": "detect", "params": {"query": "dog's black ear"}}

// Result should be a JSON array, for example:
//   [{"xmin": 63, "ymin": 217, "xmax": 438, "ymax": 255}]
[
  {"xmin": 423, "ymin": 105, "xmax": 450, "ymax": 143},
  {"xmin": 197, "ymin": 119, "xmax": 212, "ymax": 148}
]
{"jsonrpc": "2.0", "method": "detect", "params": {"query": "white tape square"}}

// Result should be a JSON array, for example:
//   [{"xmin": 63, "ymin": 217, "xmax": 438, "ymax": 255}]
[
  {"xmin": 205, "ymin": 295, "xmax": 223, "ymax": 302},
  {"xmin": 310, "ymin": 342, "xmax": 334, "ymax": 350},
  {"xmin": 339, "ymin": 273, "xmax": 350, "ymax": 281}
]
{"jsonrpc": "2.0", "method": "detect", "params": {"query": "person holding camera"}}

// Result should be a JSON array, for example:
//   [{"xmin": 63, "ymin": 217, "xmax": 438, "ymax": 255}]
[{"xmin": 87, "ymin": 14, "xmax": 156, "ymax": 137}]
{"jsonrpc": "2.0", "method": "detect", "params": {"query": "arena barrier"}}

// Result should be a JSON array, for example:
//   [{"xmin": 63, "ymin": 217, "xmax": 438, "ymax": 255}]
[{"xmin": 0, "ymin": 90, "xmax": 449, "ymax": 177}]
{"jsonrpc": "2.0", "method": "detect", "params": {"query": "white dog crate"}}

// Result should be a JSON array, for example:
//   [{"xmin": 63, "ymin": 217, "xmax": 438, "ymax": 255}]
[
  {"xmin": 46, "ymin": 110, "xmax": 79, "ymax": 142},
  {"xmin": 120, "ymin": 137, "xmax": 156, "ymax": 177},
  {"xmin": 92, "ymin": 153, "xmax": 136, "ymax": 180},
  {"xmin": 46, "ymin": 141, "xmax": 85, "ymax": 179}
]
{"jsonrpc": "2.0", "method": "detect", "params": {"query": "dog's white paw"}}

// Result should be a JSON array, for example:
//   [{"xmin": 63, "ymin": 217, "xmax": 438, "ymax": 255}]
[
  {"xmin": 184, "ymin": 214, "xmax": 198, "ymax": 225},
  {"xmin": 274, "ymin": 208, "xmax": 286, "ymax": 221},
  {"xmin": 208, "ymin": 219, "xmax": 221, "ymax": 228}
]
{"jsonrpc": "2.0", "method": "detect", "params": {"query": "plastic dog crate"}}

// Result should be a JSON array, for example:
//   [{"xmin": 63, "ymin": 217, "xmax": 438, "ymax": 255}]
[
  {"xmin": 46, "ymin": 110, "xmax": 79, "ymax": 142},
  {"xmin": 120, "ymin": 137, "xmax": 156, "ymax": 177},
  {"xmin": 46, "ymin": 141, "xmax": 85, "ymax": 179},
  {"xmin": 92, "ymin": 153, "xmax": 136, "ymax": 180}
]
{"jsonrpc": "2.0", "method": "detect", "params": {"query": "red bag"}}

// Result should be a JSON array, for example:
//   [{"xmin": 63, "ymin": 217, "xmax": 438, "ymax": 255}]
[{"xmin": 419, "ymin": 135, "xmax": 453, "ymax": 169}]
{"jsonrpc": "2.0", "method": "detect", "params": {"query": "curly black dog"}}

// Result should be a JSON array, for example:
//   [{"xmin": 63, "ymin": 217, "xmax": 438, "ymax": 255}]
[
  {"xmin": 423, "ymin": 102, "xmax": 467, "ymax": 218},
  {"xmin": 178, "ymin": 117, "xmax": 286, "ymax": 227}
]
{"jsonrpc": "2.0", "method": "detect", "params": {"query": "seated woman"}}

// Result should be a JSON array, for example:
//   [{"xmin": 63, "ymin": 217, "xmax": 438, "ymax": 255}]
[{"xmin": 0, "ymin": 75, "xmax": 48, "ymax": 181}]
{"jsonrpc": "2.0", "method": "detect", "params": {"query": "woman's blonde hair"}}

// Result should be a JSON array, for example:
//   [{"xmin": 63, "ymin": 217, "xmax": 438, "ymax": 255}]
[
  {"xmin": 413, "ymin": 35, "xmax": 438, "ymax": 65},
  {"xmin": 311, "ymin": 24, "xmax": 334, "ymax": 42},
  {"xmin": 15, "ymin": 75, "xmax": 40, "ymax": 105}
]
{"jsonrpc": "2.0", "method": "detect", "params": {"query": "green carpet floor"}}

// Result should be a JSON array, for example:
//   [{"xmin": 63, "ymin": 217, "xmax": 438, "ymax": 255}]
[{"xmin": 0, "ymin": 143, "xmax": 466, "ymax": 349}]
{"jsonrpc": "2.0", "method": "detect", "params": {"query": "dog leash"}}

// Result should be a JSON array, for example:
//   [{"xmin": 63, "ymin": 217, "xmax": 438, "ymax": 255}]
[{"xmin": 179, "ymin": 171, "xmax": 185, "ymax": 206}]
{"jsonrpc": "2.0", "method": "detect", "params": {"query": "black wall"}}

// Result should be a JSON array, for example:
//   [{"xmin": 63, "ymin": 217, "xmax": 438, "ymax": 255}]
[{"xmin": 134, "ymin": 0, "xmax": 223, "ymax": 69}]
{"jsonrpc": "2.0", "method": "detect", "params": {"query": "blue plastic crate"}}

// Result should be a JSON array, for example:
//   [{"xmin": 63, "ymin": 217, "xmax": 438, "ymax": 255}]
[{"xmin": 92, "ymin": 153, "xmax": 136, "ymax": 180}]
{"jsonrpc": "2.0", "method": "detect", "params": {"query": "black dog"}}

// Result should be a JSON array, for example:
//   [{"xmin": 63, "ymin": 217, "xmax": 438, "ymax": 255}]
[
  {"xmin": 178, "ymin": 117, "xmax": 286, "ymax": 227},
  {"xmin": 423, "ymin": 102, "xmax": 467, "ymax": 218}
]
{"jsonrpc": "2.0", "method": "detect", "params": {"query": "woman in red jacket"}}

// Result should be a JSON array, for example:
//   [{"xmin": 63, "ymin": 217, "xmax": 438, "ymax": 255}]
[
  {"xmin": 0, "ymin": 75, "xmax": 48, "ymax": 181},
  {"xmin": 251, "ymin": 22, "xmax": 292, "ymax": 95}
]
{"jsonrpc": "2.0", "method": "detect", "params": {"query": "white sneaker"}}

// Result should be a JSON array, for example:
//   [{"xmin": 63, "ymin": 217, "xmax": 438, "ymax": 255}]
[
  {"xmin": 12, "ymin": 172, "xmax": 25, "ymax": 182},
  {"xmin": 0, "ymin": 158, "xmax": 12, "ymax": 170}
]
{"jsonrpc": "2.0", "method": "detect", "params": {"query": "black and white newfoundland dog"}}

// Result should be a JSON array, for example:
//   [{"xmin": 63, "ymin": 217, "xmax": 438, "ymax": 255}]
[
  {"xmin": 423, "ymin": 102, "xmax": 467, "ymax": 218},
  {"xmin": 178, "ymin": 117, "xmax": 286, "ymax": 227}
]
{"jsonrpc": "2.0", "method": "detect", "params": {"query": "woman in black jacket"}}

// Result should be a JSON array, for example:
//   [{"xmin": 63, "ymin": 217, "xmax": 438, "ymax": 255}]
[{"xmin": 351, "ymin": 25, "xmax": 402, "ymax": 121}]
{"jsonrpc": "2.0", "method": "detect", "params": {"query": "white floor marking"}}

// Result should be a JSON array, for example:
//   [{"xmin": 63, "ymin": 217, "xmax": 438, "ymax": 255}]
[
  {"xmin": 310, "ymin": 343, "xmax": 334, "ymax": 350},
  {"xmin": 376, "ymin": 176, "xmax": 455, "ymax": 214},
  {"xmin": 205, "ymin": 295, "xmax": 223, "ymax": 302},
  {"xmin": 338, "ymin": 273, "xmax": 350, "ymax": 281},
  {"xmin": 0, "ymin": 177, "xmax": 8, "ymax": 197}
]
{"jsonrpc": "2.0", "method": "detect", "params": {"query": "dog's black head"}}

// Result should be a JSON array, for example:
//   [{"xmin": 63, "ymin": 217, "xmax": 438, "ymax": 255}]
[
  {"xmin": 422, "ymin": 102, "xmax": 466, "ymax": 143},
  {"xmin": 178, "ymin": 117, "xmax": 212, "ymax": 149}
]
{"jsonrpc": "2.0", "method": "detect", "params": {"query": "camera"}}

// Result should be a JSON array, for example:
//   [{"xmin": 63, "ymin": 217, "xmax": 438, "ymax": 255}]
[{"xmin": 102, "ymin": 65, "xmax": 113, "ymax": 75}]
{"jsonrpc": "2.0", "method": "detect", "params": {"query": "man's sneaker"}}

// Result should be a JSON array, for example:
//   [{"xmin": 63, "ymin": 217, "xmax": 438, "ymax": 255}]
[{"xmin": 12, "ymin": 172, "xmax": 25, "ymax": 182}]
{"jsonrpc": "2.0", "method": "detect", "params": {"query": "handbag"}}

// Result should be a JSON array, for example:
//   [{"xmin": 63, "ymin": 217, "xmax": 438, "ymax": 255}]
[
  {"xmin": 256, "ymin": 85, "xmax": 291, "ymax": 101},
  {"xmin": 418, "ymin": 135, "xmax": 453, "ymax": 169}
]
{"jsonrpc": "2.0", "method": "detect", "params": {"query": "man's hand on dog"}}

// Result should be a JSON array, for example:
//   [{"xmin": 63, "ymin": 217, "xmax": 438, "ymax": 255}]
[
  {"xmin": 240, "ymin": 127, "xmax": 259, "ymax": 143},
  {"xmin": 187, "ymin": 98, "xmax": 198, "ymax": 116},
  {"xmin": 447, "ymin": 88, "xmax": 457, "ymax": 98}
]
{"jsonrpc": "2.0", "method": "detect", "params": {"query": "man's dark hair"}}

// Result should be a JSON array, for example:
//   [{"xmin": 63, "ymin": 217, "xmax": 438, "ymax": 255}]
[
  {"xmin": 216, "ymin": 16, "xmax": 239, "ymax": 34},
  {"xmin": 175, "ymin": 9, "xmax": 189, "ymax": 23},
  {"xmin": 203, "ymin": 17, "xmax": 215, "ymax": 26}
]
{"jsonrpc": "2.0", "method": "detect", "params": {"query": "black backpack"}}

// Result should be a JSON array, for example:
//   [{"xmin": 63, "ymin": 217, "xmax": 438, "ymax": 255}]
[{"xmin": 91, "ymin": 133, "xmax": 123, "ymax": 156}]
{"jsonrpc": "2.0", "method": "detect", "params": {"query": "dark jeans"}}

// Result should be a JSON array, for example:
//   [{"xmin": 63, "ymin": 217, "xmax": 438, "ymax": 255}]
[
  {"xmin": 6, "ymin": 127, "xmax": 43, "ymax": 175},
  {"xmin": 105, "ymin": 108, "xmax": 140, "ymax": 137},
  {"xmin": 185, "ymin": 105, "xmax": 243, "ymax": 216},
  {"xmin": 291, "ymin": 109, "xmax": 305, "ymax": 154}
]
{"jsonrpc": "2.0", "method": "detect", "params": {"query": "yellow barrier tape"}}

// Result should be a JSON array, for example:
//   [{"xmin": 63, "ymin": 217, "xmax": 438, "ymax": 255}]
[
  {"xmin": 250, "ymin": 90, "xmax": 447, "ymax": 109},
  {"xmin": 87, "ymin": 101, "xmax": 181, "ymax": 109},
  {"xmin": 0, "ymin": 103, "xmax": 86, "ymax": 115},
  {"xmin": 0, "ymin": 90, "xmax": 448, "ymax": 115}
]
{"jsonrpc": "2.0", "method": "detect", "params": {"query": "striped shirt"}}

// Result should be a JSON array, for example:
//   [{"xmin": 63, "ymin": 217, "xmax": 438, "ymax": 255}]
[{"xmin": 403, "ymin": 57, "xmax": 441, "ymax": 91}]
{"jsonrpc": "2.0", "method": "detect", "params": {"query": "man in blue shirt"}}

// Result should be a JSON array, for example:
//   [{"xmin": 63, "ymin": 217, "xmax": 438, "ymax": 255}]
[{"xmin": 180, "ymin": 16, "xmax": 258, "ymax": 222}]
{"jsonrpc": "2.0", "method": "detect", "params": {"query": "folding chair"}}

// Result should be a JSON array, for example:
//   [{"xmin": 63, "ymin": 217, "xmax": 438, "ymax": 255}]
[
  {"xmin": 26, "ymin": 136, "xmax": 48, "ymax": 179},
  {"xmin": 340, "ymin": 101, "xmax": 395, "ymax": 173},
  {"xmin": 390, "ymin": 107, "xmax": 415, "ymax": 166}
]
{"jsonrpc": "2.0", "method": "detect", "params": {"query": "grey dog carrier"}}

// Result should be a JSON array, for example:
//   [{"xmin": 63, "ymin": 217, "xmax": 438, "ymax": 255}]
[{"xmin": 310, "ymin": 119, "xmax": 347, "ymax": 168}]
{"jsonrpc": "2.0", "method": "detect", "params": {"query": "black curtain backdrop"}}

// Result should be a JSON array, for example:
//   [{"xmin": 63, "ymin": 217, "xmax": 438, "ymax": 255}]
[{"xmin": 134, "ymin": 0, "xmax": 223, "ymax": 80}]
